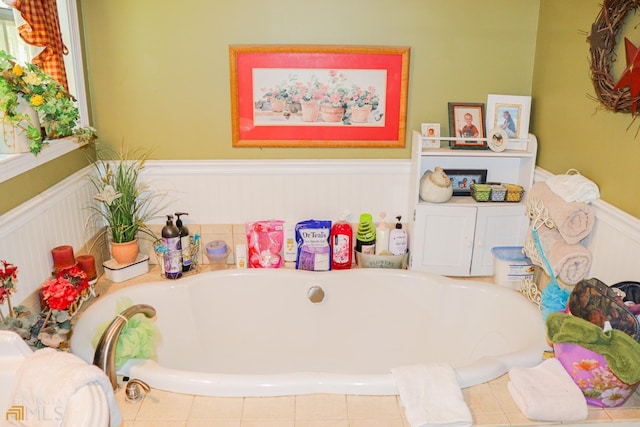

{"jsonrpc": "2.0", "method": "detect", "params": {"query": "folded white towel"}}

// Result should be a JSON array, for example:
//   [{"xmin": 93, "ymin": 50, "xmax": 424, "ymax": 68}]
[
  {"xmin": 392, "ymin": 364, "xmax": 472, "ymax": 427},
  {"xmin": 5, "ymin": 348, "xmax": 122, "ymax": 427},
  {"xmin": 545, "ymin": 170, "xmax": 600, "ymax": 204},
  {"xmin": 508, "ymin": 358, "xmax": 587, "ymax": 422}
]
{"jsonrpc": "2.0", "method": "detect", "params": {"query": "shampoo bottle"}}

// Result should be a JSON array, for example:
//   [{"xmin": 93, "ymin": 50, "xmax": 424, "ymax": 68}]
[
  {"xmin": 375, "ymin": 212, "xmax": 390, "ymax": 255},
  {"xmin": 162, "ymin": 215, "xmax": 182, "ymax": 279},
  {"xmin": 355, "ymin": 213, "xmax": 376, "ymax": 255},
  {"xmin": 389, "ymin": 215, "xmax": 408, "ymax": 255},
  {"xmin": 331, "ymin": 213, "xmax": 353, "ymax": 270},
  {"xmin": 175, "ymin": 212, "xmax": 191, "ymax": 272}
]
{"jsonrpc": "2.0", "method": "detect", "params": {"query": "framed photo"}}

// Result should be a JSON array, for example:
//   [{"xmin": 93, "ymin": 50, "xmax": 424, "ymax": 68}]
[
  {"xmin": 447, "ymin": 102, "xmax": 486, "ymax": 149},
  {"xmin": 229, "ymin": 45, "xmax": 410, "ymax": 148},
  {"xmin": 486, "ymin": 94, "xmax": 531, "ymax": 140},
  {"xmin": 420, "ymin": 123, "xmax": 440, "ymax": 148},
  {"xmin": 443, "ymin": 168, "xmax": 487, "ymax": 196}
]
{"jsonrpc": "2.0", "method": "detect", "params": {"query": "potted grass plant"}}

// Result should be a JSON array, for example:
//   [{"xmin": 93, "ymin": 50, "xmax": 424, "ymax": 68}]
[{"xmin": 89, "ymin": 146, "xmax": 164, "ymax": 264}]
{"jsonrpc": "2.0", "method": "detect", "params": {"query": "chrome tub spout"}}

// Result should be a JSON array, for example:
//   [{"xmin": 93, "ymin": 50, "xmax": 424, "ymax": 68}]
[{"xmin": 92, "ymin": 304, "xmax": 156, "ymax": 390}]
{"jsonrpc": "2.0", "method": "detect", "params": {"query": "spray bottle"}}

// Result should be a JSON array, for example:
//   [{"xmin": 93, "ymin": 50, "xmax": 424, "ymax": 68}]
[
  {"xmin": 162, "ymin": 214, "xmax": 182, "ymax": 279},
  {"xmin": 331, "ymin": 212, "xmax": 353, "ymax": 269},
  {"xmin": 175, "ymin": 212, "xmax": 191, "ymax": 272}
]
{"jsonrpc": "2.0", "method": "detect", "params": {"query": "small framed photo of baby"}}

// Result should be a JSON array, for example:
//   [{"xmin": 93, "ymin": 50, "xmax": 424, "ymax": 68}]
[
  {"xmin": 447, "ymin": 102, "xmax": 486, "ymax": 149},
  {"xmin": 420, "ymin": 123, "xmax": 440, "ymax": 148},
  {"xmin": 485, "ymin": 94, "xmax": 531, "ymax": 140}
]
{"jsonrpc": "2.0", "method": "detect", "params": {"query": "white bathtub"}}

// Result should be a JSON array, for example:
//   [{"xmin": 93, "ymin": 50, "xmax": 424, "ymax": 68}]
[
  {"xmin": 71, "ymin": 269, "xmax": 547, "ymax": 397},
  {"xmin": 0, "ymin": 331, "xmax": 110, "ymax": 426}
]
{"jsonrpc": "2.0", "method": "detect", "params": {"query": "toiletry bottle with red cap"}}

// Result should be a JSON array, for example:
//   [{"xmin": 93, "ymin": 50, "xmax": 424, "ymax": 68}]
[{"xmin": 331, "ymin": 213, "xmax": 353, "ymax": 269}]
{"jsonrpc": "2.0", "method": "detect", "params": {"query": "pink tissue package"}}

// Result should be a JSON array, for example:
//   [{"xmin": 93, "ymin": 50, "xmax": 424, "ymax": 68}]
[{"xmin": 245, "ymin": 220, "xmax": 284, "ymax": 268}]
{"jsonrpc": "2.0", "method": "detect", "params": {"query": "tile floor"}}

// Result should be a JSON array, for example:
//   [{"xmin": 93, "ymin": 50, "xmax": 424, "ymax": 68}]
[
  {"xmin": 112, "ymin": 373, "xmax": 640, "ymax": 427},
  {"xmin": 88, "ymin": 267, "xmax": 640, "ymax": 427}
]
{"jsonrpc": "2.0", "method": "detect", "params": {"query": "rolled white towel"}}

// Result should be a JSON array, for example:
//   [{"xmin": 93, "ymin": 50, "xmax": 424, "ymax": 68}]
[
  {"xmin": 545, "ymin": 170, "xmax": 600, "ymax": 203},
  {"xmin": 392, "ymin": 364, "xmax": 472, "ymax": 427},
  {"xmin": 508, "ymin": 358, "xmax": 587, "ymax": 422}
]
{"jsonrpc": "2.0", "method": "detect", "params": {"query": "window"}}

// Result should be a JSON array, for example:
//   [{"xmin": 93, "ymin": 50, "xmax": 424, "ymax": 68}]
[{"xmin": 0, "ymin": 0, "xmax": 89, "ymax": 183}]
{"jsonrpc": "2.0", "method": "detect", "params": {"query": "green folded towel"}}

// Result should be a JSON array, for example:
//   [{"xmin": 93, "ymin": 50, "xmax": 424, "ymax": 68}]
[{"xmin": 546, "ymin": 312, "xmax": 640, "ymax": 385}]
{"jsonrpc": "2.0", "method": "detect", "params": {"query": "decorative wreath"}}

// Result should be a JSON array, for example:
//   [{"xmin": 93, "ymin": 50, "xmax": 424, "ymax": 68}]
[{"xmin": 588, "ymin": 0, "xmax": 640, "ymax": 114}]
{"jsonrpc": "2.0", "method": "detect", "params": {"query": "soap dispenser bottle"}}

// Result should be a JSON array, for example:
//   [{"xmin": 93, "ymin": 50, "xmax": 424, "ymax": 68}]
[
  {"xmin": 175, "ymin": 212, "xmax": 191, "ymax": 272},
  {"xmin": 375, "ymin": 212, "xmax": 390, "ymax": 255},
  {"xmin": 389, "ymin": 215, "xmax": 408, "ymax": 255},
  {"xmin": 162, "ymin": 215, "xmax": 182, "ymax": 279}
]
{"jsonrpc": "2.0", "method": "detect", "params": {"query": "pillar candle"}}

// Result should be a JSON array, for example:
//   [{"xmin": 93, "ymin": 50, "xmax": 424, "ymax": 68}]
[
  {"xmin": 51, "ymin": 245, "xmax": 75, "ymax": 270},
  {"xmin": 76, "ymin": 254, "xmax": 97, "ymax": 280}
]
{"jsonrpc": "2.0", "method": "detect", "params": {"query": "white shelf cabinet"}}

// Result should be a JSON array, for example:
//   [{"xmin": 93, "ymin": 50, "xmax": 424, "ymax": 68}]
[{"xmin": 408, "ymin": 131, "xmax": 538, "ymax": 276}]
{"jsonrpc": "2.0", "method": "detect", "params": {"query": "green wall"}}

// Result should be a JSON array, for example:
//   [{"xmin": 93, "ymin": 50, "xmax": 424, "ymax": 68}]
[
  {"xmin": 533, "ymin": 0, "xmax": 640, "ymax": 218},
  {"xmin": 80, "ymin": 0, "xmax": 538, "ymax": 160}
]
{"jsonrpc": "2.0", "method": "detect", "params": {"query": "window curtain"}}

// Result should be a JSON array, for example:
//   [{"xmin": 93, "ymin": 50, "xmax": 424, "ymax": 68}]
[{"xmin": 6, "ymin": 0, "xmax": 69, "ymax": 90}]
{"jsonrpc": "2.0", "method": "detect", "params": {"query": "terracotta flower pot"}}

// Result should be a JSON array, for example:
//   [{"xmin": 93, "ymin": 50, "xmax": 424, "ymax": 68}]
[
  {"xmin": 110, "ymin": 239, "xmax": 139, "ymax": 265},
  {"xmin": 320, "ymin": 103, "xmax": 345, "ymax": 122},
  {"xmin": 301, "ymin": 100, "xmax": 320, "ymax": 122},
  {"xmin": 350, "ymin": 104, "xmax": 373, "ymax": 123},
  {"xmin": 270, "ymin": 99, "xmax": 286, "ymax": 113}
]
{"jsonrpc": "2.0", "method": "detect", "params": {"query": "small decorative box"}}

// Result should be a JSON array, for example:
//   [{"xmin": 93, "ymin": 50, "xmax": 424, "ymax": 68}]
[
  {"xmin": 504, "ymin": 184, "xmax": 525, "ymax": 202},
  {"xmin": 490, "ymin": 184, "xmax": 507, "ymax": 202},
  {"xmin": 471, "ymin": 183, "xmax": 491, "ymax": 202}
]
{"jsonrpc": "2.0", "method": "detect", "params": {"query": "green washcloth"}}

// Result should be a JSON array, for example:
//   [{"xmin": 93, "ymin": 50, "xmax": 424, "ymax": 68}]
[{"xmin": 546, "ymin": 312, "xmax": 640, "ymax": 385}]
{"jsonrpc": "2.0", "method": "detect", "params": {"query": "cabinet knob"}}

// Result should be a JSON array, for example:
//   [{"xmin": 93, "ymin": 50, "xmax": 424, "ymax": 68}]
[
  {"xmin": 464, "ymin": 238, "xmax": 473, "ymax": 248},
  {"xmin": 476, "ymin": 240, "xmax": 484, "ymax": 247}
]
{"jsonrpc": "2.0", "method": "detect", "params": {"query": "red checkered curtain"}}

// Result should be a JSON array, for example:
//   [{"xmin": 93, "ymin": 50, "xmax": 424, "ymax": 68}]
[{"xmin": 11, "ymin": 0, "xmax": 69, "ymax": 90}]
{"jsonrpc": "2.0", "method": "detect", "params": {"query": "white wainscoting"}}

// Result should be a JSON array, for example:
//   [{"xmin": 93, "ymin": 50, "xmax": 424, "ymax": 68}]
[{"xmin": 0, "ymin": 160, "xmax": 638, "ymax": 312}]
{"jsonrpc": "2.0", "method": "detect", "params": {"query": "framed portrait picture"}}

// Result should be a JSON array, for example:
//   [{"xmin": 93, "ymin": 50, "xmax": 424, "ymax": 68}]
[
  {"xmin": 420, "ymin": 123, "xmax": 440, "ymax": 148},
  {"xmin": 485, "ymin": 94, "xmax": 531, "ymax": 140},
  {"xmin": 447, "ymin": 102, "xmax": 486, "ymax": 149},
  {"xmin": 443, "ymin": 168, "xmax": 487, "ymax": 196},
  {"xmin": 229, "ymin": 44, "xmax": 410, "ymax": 148}
]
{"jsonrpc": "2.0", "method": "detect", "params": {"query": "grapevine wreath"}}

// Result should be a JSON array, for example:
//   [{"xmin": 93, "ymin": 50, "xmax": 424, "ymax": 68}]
[{"xmin": 588, "ymin": 0, "xmax": 640, "ymax": 114}]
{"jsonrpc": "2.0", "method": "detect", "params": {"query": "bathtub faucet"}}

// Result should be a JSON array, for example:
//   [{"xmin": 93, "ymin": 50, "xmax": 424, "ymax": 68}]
[{"xmin": 93, "ymin": 304, "xmax": 157, "ymax": 390}]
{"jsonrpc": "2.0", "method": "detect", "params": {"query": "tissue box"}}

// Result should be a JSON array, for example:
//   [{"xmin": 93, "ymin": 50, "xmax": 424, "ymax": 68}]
[{"xmin": 103, "ymin": 254, "xmax": 149, "ymax": 282}]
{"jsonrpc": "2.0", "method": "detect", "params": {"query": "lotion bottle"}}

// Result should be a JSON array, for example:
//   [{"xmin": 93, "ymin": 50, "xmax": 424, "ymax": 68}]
[
  {"xmin": 162, "ymin": 215, "xmax": 182, "ymax": 279},
  {"xmin": 175, "ymin": 212, "xmax": 191, "ymax": 272},
  {"xmin": 389, "ymin": 215, "xmax": 408, "ymax": 255},
  {"xmin": 375, "ymin": 212, "xmax": 390, "ymax": 255}
]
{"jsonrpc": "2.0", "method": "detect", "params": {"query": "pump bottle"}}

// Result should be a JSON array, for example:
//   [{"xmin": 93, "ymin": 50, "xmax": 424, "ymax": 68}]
[
  {"xmin": 375, "ymin": 212, "xmax": 390, "ymax": 255},
  {"xmin": 162, "ymin": 215, "xmax": 182, "ymax": 279},
  {"xmin": 389, "ymin": 215, "xmax": 408, "ymax": 255},
  {"xmin": 175, "ymin": 212, "xmax": 191, "ymax": 272}
]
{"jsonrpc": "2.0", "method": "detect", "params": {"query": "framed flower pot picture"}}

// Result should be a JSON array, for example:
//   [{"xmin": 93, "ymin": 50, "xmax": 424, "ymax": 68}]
[{"xmin": 229, "ymin": 45, "xmax": 410, "ymax": 148}]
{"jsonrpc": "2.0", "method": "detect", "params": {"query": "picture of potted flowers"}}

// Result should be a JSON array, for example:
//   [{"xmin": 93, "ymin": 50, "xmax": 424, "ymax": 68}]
[
  {"xmin": 0, "ymin": 50, "xmax": 89, "ymax": 155},
  {"xmin": 89, "ymin": 146, "xmax": 164, "ymax": 265},
  {"xmin": 319, "ymin": 70, "xmax": 349, "ymax": 123},
  {"xmin": 346, "ymin": 85, "xmax": 380, "ymax": 123}
]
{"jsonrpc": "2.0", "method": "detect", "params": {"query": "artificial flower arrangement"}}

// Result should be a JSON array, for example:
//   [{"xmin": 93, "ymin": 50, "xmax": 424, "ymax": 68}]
[
  {"xmin": 89, "ymin": 145, "xmax": 164, "ymax": 246},
  {"xmin": 0, "ymin": 260, "xmax": 89, "ymax": 349},
  {"xmin": 0, "ymin": 50, "xmax": 95, "ymax": 154}
]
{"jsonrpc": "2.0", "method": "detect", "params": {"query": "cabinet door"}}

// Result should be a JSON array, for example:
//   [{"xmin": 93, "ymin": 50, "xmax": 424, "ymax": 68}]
[
  {"xmin": 470, "ymin": 204, "xmax": 529, "ymax": 276},
  {"xmin": 410, "ymin": 204, "xmax": 477, "ymax": 276}
]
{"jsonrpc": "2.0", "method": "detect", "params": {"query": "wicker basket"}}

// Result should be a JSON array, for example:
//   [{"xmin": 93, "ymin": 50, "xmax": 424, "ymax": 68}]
[
  {"xmin": 504, "ymin": 184, "xmax": 525, "ymax": 202},
  {"xmin": 489, "ymin": 184, "xmax": 507, "ymax": 202},
  {"xmin": 471, "ymin": 183, "xmax": 490, "ymax": 202}
]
